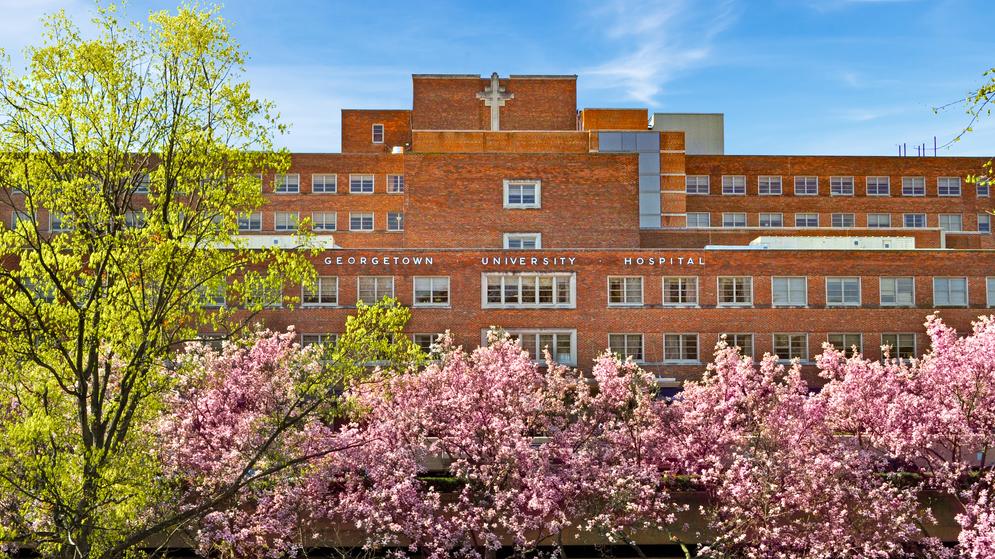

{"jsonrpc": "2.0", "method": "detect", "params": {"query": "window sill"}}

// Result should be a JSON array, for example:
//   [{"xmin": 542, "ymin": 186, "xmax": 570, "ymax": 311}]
[{"xmin": 608, "ymin": 303, "xmax": 645, "ymax": 308}]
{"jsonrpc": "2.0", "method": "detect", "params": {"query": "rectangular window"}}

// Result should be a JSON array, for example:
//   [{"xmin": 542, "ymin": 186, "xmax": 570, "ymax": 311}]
[
  {"xmin": 867, "ymin": 176, "xmax": 890, "ymax": 196},
  {"xmin": 722, "ymin": 175, "xmax": 746, "ymax": 195},
  {"xmin": 830, "ymin": 176, "xmax": 854, "ymax": 196},
  {"xmin": 772, "ymin": 276, "xmax": 807, "ymax": 307},
  {"xmin": 759, "ymin": 213, "xmax": 783, "ymax": 227},
  {"xmin": 880, "ymin": 277, "xmax": 915, "ymax": 306},
  {"xmin": 504, "ymin": 179, "xmax": 541, "ymax": 208},
  {"xmin": 980, "ymin": 214, "xmax": 992, "ymax": 233},
  {"xmin": 987, "ymin": 277, "xmax": 995, "ymax": 307},
  {"xmin": 504, "ymin": 233, "xmax": 542, "ymax": 250},
  {"xmin": 882, "ymin": 333, "xmax": 916, "ymax": 360},
  {"xmin": 274, "ymin": 211, "xmax": 299, "ymax": 231},
  {"xmin": 125, "ymin": 210, "xmax": 146, "ymax": 229},
  {"xmin": 503, "ymin": 233, "xmax": 541, "ymax": 249},
  {"xmin": 609, "ymin": 333, "xmax": 644, "ymax": 361},
  {"xmin": 350, "ymin": 174, "xmax": 374, "ymax": 194},
  {"xmin": 274, "ymin": 173, "xmax": 300, "ymax": 194},
  {"xmin": 414, "ymin": 276, "xmax": 450, "ymax": 307},
  {"xmin": 794, "ymin": 176, "xmax": 818, "ymax": 196},
  {"xmin": 387, "ymin": 174, "xmax": 405, "ymax": 193},
  {"xmin": 357, "ymin": 276, "xmax": 394, "ymax": 304},
  {"xmin": 723, "ymin": 333, "xmax": 754, "ymax": 358},
  {"xmin": 758, "ymin": 175, "xmax": 782, "ymax": 195},
  {"xmin": 718, "ymin": 276, "xmax": 753, "ymax": 306},
  {"xmin": 387, "ymin": 212, "xmax": 404, "ymax": 231},
  {"xmin": 372, "ymin": 123, "xmax": 384, "ymax": 144},
  {"xmin": 663, "ymin": 276, "xmax": 698, "ymax": 306},
  {"xmin": 939, "ymin": 214, "xmax": 963, "ymax": 231},
  {"xmin": 504, "ymin": 330, "xmax": 575, "ymax": 365},
  {"xmin": 237, "ymin": 212, "xmax": 261, "ymax": 232},
  {"xmin": 312, "ymin": 211, "xmax": 336, "ymax": 232},
  {"xmin": 938, "ymin": 177, "xmax": 962, "ymax": 196},
  {"xmin": 350, "ymin": 212, "xmax": 374, "ymax": 231},
  {"xmin": 686, "ymin": 175, "xmax": 710, "ymax": 195},
  {"xmin": 197, "ymin": 282, "xmax": 226, "ymax": 308},
  {"xmin": 301, "ymin": 333, "xmax": 338, "ymax": 350},
  {"xmin": 831, "ymin": 213, "xmax": 855, "ymax": 228},
  {"xmin": 483, "ymin": 273, "xmax": 574, "ymax": 308},
  {"xmin": 828, "ymin": 333, "xmax": 862, "ymax": 358},
  {"xmin": 10, "ymin": 211, "xmax": 33, "ymax": 229},
  {"xmin": 773, "ymin": 333, "xmax": 808, "ymax": 361},
  {"xmin": 867, "ymin": 213, "xmax": 892, "ymax": 228},
  {"xmin": 413, "ymin": 334, "xmax": 437, "ymax": 354},
  {"xmin": 245, "ymin": 283, "xmax": 282, "ymax": 309},
  {"xmin": 664, "ymin": 333, "xmax": 699, "ymax": 363},
  {"xmin": 795, "ymin": 213, "xmax": 819, "ymax": 228},
  {"xmin": 933, "ymin": 277, "xmax": 968, "ymax": 307},
  {"xmin": 135, "ymin": 173, "xmax": 151, "ymax": 194},
  {"xmin": 902, "ymin": 176, "xmax": 925, "ymax": 196},
  {"xmin": 686, "ymin": 212, "xmax": 710, "ymax": 228},
  {"xmin": 312, "ymin": 174, "xmax": 337, "ymax": 193},
  {"xmin": 302, "ymin": 276, "xmax": 338, "ymax": 306},
  {"xmin": 903, "ymin": 213, "xmax": 926, "ymax": 228},
  {"xmin": 608, "ymin": 276, "xmax": 643, "ymax": 306},
  {"xmin": 977, "ymin": 177, "xmax": 990, "ymax": 197},
  {"xmin": 722, "ymin": 212, "xmax": 746, "ymax": 227},
  {"xmin": 826, "ymin": 277, "xmax": 861, "ymax": 306}
]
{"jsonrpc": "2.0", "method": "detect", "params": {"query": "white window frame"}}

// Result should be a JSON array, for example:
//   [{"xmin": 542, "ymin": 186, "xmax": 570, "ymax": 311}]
[
  {"xmin": 312, "ymin": 211, "xmax": 337, "ymax": 232},
  {"xmin": 237, "ymin": 212, "xmax": 262, "ymax": 232},
  {"xmin": 349, "ymin": 174, "xmax": 375, "ymax": 194},
  {"xmin": 795, "ymin": 213, "xmax": 819, "ymax": 227},
  {"xmin": 722, "ymin": 212, "xmax": 747, "ymax": 228},
  {"xmin": 482, "ymin": 273, "xmax": 576, "ymax": 309},
  {"xmin": 349, "ymin": 212, "xmax": 374, "ymax": 232},
  {"xmin": 663, "ymin": 333, "xmax": 700, "ymax": 364},
  {"xmin": 686, "ymin": 212, "xmax": 710, "ymax": 228},
  {"xmin": 827, "ymin": 333, "xmax": 863, "ymax": 358},
  {"xmin": 717, "ymin": 276, "xmax": 753, "ymax": 307},
  {"xmin": 721, "ymin": 175, "xmax": 746, "ymax": 195},
  {"xmin": 662, "ymin": 276, "xmax": 699, "ymax": 307},
  {"xmin": 302, "ymin": 276, "xmax": 339, "ymax": 307},
  {"xmin": 758, "ymin": 175, "xmax": 782, "ymax": 196},
  {"xmin": 938, "ymin": 177, "xmax": 962, "ymax": 197},
  {"xmin": 372, "ymin": 123, "xmax": 385, "ymax": 144},
  {"xmin": 867, "ymin": 213, "xmax": 892, "ymax": 228},
  {"xmin": 759, "ymin": 212, "xmax": 784, "ymax": 227},
  {"xmin": 771, "ymin": 276, "xmax": 807, "ymax": 307},
  {"xmin": 830, "ymin": 176, "xmax": 854, "ymax": 196},
  {"xmin": 387, "ymin": 212, "xmax": 404, "ymax": 232},
  {"xmin": 503, "ymin": 233, "xmax": 542, "ymax": 249},
  {"xmin": 274, "ymin": 211, "xmax": 299, "ymax": 232},
  {"xmin": 722, "ymin": 333, "xmax": 755, "ymax": 358},
  {"xmin": 977, "ymin": 177, "xmax": 991, "ymax": 197},
  {"xmin": 938, "ymin": 213, "xmax": 963, "ymax": 232},
  {"xmin": 933, "ymin": 277, "xmax": 968, "ymax": 307},
  {"xmin": 274, "ymin": 173, "xmax": 300, "ymax": 194},
  {"xmin": 979, "ymin": 213, "xmax": 992, "ymax": 234},
  {"xmin": 773, "ymin": 333, "xmax": 809, "ymax": 362},
  {"xmin": 831, "ymin": 213, "xmax": 855, "ymax": 228},
  {"xmin": 503, "ymin": 179, "xmax": 541, "ymax": 209},
  {"xmin": 312, "ymin": 173, "xmax": 337, "ymax": 194},
  {"xmin": 609, "ymin": 333, "xmax": 645, "ymax": 362},
  {"xmin": 902, "ymin": 176, "xmax": 925, "ymax": 197},
  {"xmin": 794, "ymin": 176, "xmax": 818, "ymax": 196},
  {"xmin": 413, "ymin": 276, "xmax": 450, "ymax": 307},
  {"xmin": 387, "ymin": 174, "xmax": 405, "ymax": 194},
  {"xmin": 356, "ymin": 276, "xmax": 394, "ymax": 304},
  {"xmin": 866, "ymin": 176, "xmax": 890, "ymax": 196},
  {"xmin": 686, "ymin": 175, "xmax": 710, "ymax": 195},
  {"xmin": 881, "ymin": 333, "xmax": 916, "ymax": 361},
  {"xmin": 987, "ymin": 277, "xmax": 995, "ymax": 307},
  {"xmin": 879, "ymin": 277, "xmax": 915, "ymax": 307},
  {"xmin": 491, "ymin": 328, "xmax": 577, "ymax": 365},
  {"xmin": 826, "ymin": 277, "xmax": 862, "ymax": 307},
  {"xmin": 903, "ymin": 213, "xmax": 926, "ymax": 228},
  {"xmin": 607, "ymin": 276, "xmax": 644, "ymax": 307}
]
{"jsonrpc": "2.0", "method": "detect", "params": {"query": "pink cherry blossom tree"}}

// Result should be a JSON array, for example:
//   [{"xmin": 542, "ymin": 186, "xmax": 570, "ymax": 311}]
[
  {"xmin": 819, "ymin": 314, "xmax": 995, "ymax": 558},
  {"xmin": 677, "ymin": 342, "xmax": 942, "ymax": 558}
]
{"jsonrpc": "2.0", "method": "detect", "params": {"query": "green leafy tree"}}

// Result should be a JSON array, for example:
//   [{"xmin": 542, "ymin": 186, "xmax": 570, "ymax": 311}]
[{"xmin": 0, "ymin": 3, "xmax": 327, "ymax": 558}]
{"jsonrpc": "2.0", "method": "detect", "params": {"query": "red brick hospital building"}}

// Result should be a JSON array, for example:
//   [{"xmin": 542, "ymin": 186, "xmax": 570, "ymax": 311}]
[{"xmin": 232, "ymin": 72, "xmax": 995, "ymax": 382}]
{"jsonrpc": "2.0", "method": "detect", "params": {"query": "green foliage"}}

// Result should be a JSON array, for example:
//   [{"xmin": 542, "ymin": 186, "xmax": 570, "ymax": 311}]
[{"xmin": 0, "ymin": 3, "xmax": 315, "ymax": 558}]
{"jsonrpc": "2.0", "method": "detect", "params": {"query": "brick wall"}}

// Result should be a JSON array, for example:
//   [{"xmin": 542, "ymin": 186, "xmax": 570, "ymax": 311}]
[{"xmin": 341, "ymin": 109, "xmax": 411, "ymax": 154}]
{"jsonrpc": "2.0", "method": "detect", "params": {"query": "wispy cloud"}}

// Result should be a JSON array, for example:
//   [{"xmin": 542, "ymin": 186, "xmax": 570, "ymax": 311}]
[
  {"xmin": 581, "ymin": 0, "xmax": 737, "ymax": 105},
  {"xmin": 803, "ymin": 0, "xmax": 921, "ymax": 12}
]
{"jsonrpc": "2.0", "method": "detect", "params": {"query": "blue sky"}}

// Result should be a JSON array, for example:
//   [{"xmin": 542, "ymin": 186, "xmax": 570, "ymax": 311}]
[{"xmin": 2, "ymin": 0, "xmax": 994, "ymax": 155}]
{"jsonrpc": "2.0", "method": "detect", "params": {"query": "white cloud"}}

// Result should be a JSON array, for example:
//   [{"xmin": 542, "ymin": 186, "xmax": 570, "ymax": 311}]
[{"xmin": 581, "ymin": 0, "xmax": 737, "ymax": 105}]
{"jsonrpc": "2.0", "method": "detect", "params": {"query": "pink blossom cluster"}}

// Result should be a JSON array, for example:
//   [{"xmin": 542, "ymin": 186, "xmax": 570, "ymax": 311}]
[{"xmin": 157, "ymin": 316, "xmax": 995, "ymax": 558}]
